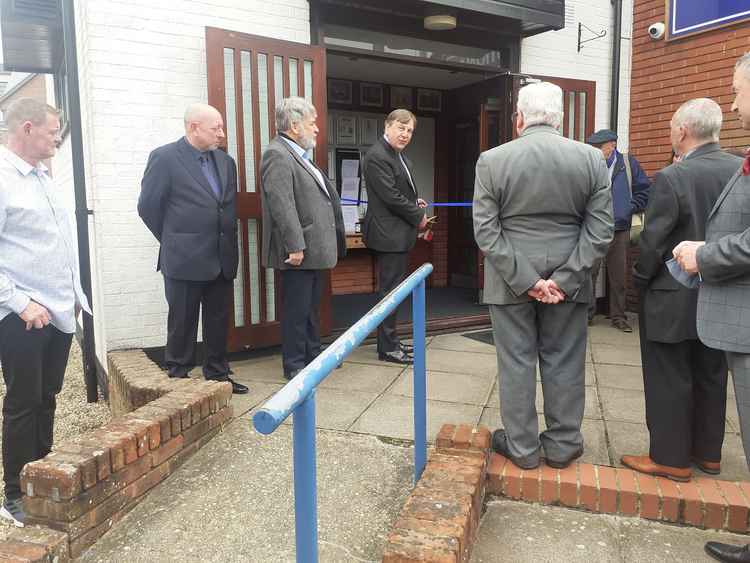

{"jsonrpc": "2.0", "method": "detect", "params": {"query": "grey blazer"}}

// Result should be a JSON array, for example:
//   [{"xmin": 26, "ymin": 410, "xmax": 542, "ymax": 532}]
[
  {"xmin": 697, "ymin": 167, "xmax": 750, "ymax": 353},
  {"xmin": 473, "ymin": 125, "xmax": 614, "ymax": 305},
  {"xmin": 260, "ymin": 136, "xmax": 345, "ymax": 270}
]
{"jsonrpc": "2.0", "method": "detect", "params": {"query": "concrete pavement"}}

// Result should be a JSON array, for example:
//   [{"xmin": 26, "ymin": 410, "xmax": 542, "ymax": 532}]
[{"xmin": 78, "ymin": 314, "xmax": 750, "ymax": 560}]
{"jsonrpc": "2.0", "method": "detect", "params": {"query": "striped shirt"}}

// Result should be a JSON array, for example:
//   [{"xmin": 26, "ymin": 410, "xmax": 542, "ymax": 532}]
[{"xmin": 0, "ymin": 147, "xmax": 90, "ymax": 333}]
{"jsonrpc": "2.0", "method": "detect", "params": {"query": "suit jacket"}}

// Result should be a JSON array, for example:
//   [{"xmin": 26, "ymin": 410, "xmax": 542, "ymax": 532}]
[
  {"xmin": 138, "ymin": 137, "xmax": 239, "ymax": 281},
  {"xmin": 697, "ymin": 159, "xmax": 750, "ymax": 353},
  {"xmin": 259, "ymin": 136, "xmax": 345, "ymax": 270},
  {"xmin": 362, "ymin": 137, "xmax": 424, "ymax": 253},
  {"xmin": 473, "ymin": 124, "xmax": 614, "ymax": 305},
  {"xmin": 634, "ymin": 143, "xmax": 741, "ymax": 343}
]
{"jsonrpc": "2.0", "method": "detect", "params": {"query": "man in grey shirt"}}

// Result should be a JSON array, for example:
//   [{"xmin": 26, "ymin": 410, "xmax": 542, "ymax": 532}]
[{"xmin": 0, "ymin": 98, "xmax": 90, "ymax": 527}]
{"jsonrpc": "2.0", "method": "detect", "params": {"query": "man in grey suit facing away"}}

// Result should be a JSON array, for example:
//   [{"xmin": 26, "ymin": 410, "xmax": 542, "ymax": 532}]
[
  {"xmin": 674, "ymin": 53, "xmax": 750, "ymax": 563},
  {"xmin": 260, "ymin": 97, "xmax": 346, "ymax": 381},
  {"xmin": 473, "ymin": 81, "xmax": 614, "ymax": 470}
]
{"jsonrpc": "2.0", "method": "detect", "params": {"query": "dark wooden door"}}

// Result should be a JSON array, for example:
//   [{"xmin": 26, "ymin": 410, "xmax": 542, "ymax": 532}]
[{"xmin": 206, "ymin": 27, "xmax": 329, "ymax": 351}]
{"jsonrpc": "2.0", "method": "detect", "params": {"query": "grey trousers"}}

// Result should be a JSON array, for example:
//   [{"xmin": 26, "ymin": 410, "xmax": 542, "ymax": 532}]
[
  {"xmin": 727, "ymin": 352, "xmax": 750, "ymax": 470},
  {"xmin": 490, "ymin": 301, "xmax": 588, "ymax": 464}
]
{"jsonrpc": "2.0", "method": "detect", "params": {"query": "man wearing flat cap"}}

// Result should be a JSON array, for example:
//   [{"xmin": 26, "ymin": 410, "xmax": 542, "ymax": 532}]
[{"xmin": 586, "ymin": 129, "xmax": 650, "ymax": 331}]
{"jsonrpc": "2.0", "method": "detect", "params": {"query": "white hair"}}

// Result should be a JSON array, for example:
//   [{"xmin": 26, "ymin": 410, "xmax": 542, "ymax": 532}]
[
  {"xmin": 275, "ymin": 97, "xmax": 316, "ymax": 132},
  {"xmin": 672, "ymin": 98, "xmax": 723, "ymax": 142},
  {"xmin": 736, "ymin": 52, "xmax": 750, "ymax": 81},
  {"xmin": 517, "ymin": 82, "xmax": 563, "ymax": 130}
]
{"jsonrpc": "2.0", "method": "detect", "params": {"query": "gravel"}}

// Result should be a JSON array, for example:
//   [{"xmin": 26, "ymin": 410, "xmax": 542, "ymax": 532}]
[{"xmin": 0, "ymin": 338, "xmax": 111, "ymax": 532}]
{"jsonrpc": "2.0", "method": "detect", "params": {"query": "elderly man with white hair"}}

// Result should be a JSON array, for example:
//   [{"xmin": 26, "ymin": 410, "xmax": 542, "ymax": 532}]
[
  {"xmin": 473, "ymin": 81, "xmax": 613, "ymax": 470},
  {"xmin": 621, "ymin": 98, "xmax": 741, "ymax": 483}
]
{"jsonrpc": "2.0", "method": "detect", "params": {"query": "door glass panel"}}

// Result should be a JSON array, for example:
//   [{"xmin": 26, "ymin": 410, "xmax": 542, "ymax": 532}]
[
  {"xmin": 241, "ymin": 51, "xmax": 257, "ymax": 193},
  {"xmin": 223, "ymin": 48, "xmax": 239, "ymax": 164},
  {"xmin": 567, "ymin": 91, "xmax": 575, "ymax": 139},
  {"xmin": 257, "ymin": 53, "xmax": 270, "ymax": 152},
  {"xmin": 289, "ymin": 58, "xmax": 298, "ymax": 97},
  {"xmin": 274, "ymin": 55, "xmax": 284, "ymax": 105},
  {"xmin": 265, "ymin": 269, "xmax": 276, "ymax": 322},
  {"xmin": 303, "ymin": 60, "xmax": 313, "ymax": 101},
  {"xmin": 578, "ymin": 91, "xmax": 587, "ymax": 142},
  {"xmin": 247, "ymin": 219, "xmax": 261, "ymax": 325},
  {"xmin": 234, "ymin": 220, "xmax": 245, "ymax": 327}
]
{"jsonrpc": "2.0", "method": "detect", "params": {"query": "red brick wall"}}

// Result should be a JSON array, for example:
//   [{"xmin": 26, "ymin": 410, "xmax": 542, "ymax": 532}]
[{"xmin": 630, "ymin": 1, "xmax": 750, "ymax": 176}]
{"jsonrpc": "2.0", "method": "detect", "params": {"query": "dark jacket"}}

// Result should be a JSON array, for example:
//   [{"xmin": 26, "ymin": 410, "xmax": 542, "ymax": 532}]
[
  {"xmin": 634, "ymin": 142, "xmax": 742, "ymax": 343},
  {"xmin": 259, "ymin": 136, "xmax": 345, "ymax": 270},
  {"xmin": 610, "ymin": 150, "xmax": 650, "ymax": 231},
  {"xmin": 138, "ymin": 137, "xmax": 239, "ymax": 281},
  {"xmin": 362, "ymin": 137, "xmax": 424, "ymax": 253}
]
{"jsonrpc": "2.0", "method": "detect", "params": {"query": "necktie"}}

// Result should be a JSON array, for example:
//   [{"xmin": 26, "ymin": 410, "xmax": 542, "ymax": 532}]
[
  {"xmin": 199, "ymin": 155, "xmax": 222, "ymax": 198},
  {"xmin": 743, "ymin": 149, "xmax": 750, "ymax": 176}
]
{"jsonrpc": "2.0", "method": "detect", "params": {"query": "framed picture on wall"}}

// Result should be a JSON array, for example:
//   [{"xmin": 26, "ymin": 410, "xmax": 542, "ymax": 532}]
[
  {"xmin": 327, "ymin": 114, "xmax": 336, "ymax": 144},
  {"xmin": 336, "ymin": 115, "xmax": 357, "ymax": 145},
  {"xmin": 359, "ymin": 117, "xmax": 379, "ymax": 146},
  {"xmin": 360, "ymin": 82, "xmax": 384, "ymax": 108},
  {"xmin": 390, "ymin": 86, "xmax": 413, "ymax": 109},
  {"xmin": 416, "ymin": 88, "xmax": 442, "ymax": 112},
  {"xmin": 328, "ymin": 79, "xmax": 353, "ymax": 105}
]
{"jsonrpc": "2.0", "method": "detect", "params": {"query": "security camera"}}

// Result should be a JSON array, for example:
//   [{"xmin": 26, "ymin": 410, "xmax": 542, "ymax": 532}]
[{"xmin": 648, "ymin": 22, "xmax": 665, "ymax": 40}]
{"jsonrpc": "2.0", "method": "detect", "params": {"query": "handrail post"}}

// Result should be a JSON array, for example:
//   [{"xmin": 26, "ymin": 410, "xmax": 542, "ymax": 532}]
[
  {"xmin": 412, "ymin": 279, "xmax": 427, "ymax": 484},
  {"xmin": 293, "ymin": 391, "xmax": 318, "ymax": 563}
]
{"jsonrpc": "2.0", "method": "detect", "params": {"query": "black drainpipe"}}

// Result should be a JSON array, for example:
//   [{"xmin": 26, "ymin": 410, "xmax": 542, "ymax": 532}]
[
  {"xmin": 610, "ymin": 0, "xmax": 623, "ymax": 132},
  {"xmin": 61, "ymin": 0, "xmax": 99, "ymax": 403}
]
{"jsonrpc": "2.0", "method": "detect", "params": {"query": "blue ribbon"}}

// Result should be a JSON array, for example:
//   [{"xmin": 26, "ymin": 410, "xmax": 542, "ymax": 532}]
[{"xmin": 340, "ymin": 198, "xmax": 471, "ymax": 207}]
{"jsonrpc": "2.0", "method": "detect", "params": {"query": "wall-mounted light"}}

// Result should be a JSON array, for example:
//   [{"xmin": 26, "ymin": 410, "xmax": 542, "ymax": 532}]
[{"xmin": 424, "ymin": 14, "xmax": 456, "ymax": 31}]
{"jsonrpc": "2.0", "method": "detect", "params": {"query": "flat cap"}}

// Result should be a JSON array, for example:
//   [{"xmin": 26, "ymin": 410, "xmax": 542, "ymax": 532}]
[{"xmin": 586, "ymin": 129, "xmax": 617, "ymax": 145}]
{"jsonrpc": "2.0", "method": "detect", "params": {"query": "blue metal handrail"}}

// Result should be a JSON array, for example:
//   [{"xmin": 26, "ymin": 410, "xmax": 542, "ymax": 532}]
[{"xmin": 253, "ymin": 262, "xmax": 433, "ymax": 563}]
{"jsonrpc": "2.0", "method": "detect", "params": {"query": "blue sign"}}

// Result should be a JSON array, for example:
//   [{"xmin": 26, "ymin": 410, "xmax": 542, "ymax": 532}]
[{"xmin": 669, "ymin": 0, "xmax": 750, "ymax": 39}]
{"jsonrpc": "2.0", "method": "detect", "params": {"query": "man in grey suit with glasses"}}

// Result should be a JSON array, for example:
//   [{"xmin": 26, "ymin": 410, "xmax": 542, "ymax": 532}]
[
  {"xmin": 473, "ymin": 81, "xmax": 613, "ymax": 471},
  {"xmin": 674, "ymin": 53, "xmax": 750, "ymax": 563}
]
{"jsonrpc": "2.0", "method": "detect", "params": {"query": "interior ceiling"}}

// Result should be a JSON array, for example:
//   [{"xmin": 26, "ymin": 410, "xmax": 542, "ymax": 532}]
[{"xmin": 327, "ymin": 53, "xmax": 498, "ymax": 90}]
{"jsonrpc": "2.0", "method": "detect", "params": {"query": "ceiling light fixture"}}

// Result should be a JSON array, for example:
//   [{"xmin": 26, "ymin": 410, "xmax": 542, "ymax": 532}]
[{"xmin": 424, "ymin": 14, "xmax": 456, "ymax": 31}]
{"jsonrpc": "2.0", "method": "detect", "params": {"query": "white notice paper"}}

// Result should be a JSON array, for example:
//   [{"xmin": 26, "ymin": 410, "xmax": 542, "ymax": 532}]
[
  {"xmin": 341, "ymin": 177, "xmax": 360, "ymax": 203},
  {"xmin": 341, "ymin": 159, "xmax": 359, "ymax": 179},
  {"xmin": 342, "ymin": 206, "xmax": 359, "ymax": 233}
]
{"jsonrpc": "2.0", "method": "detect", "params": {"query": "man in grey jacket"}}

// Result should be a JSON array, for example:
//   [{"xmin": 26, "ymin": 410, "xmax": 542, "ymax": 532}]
[
  {"xmin": 473, "ymin": 81, "xmax": 613, "ymax": 470},
  {"xmin": 674, "ymin": 53, "xmax": 750, "ymax": 563},
  {"xmin": 260, "ymin": 97, "xmax": 345, "ymax": 380}
]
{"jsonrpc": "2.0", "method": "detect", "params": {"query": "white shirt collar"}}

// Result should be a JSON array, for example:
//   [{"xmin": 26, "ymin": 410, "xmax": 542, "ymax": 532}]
[{"xmin": 1, "ymin": 146, "xmax": 48, "ymax": 177}]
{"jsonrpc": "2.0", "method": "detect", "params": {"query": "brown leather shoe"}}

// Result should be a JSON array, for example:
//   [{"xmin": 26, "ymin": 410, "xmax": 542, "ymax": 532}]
[
  {"xmin": 693, "ymin": 457, "xmax": 721, "ymax": 475},
  {"xmin": 621, "ymin": 454, "xmax": 691, "ymax": 482}
]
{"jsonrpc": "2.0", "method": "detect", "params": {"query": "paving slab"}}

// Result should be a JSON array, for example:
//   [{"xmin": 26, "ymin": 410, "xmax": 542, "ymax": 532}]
[
  {"xmin": 317, "ymin": 362, "xmax": 403, "ymax": 394},
  {"xmin": 599, "ymin": 387, "xmax": 646, "ymax": 423},
  {"xmin": 350, "ymin": 393, "xmax": 483, "ymax": 442},
  {"xmin": 79, "ymin": 422, "xmax": 412, "ymax": 562},
  {"xmin": 592, "ymin": 342, "xmax": 642, "ymax": 366},
  {"xmin": 472, "ymin": 499, "xmax": 750, "ymax": 563},
  {"xmin": 387, "ymin": 369, "xmax": 494, "ymax": 406},
  {"xmin": 419, "ymin": 347, "xmax": 499, "ymax": 378},
  {"xmin": 596, "ymin": 363, "xmax": 644, "ymax": 391},
  {"xmin": 606, "ymin": 420, "xmax": 649, "ymax": 468},
  {"xmin": 429, "ymin": 332, "xmax": 497, "ymax": 355}
]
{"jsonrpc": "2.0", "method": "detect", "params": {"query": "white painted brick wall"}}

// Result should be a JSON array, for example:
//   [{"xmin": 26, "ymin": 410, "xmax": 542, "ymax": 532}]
[
  {"xmin": 520, "ymin": 0, "xmax": 634, "ymax": 151},
  {"xmin": 76, "ymin": 0, "xmax": 310, "ymax": 352}
]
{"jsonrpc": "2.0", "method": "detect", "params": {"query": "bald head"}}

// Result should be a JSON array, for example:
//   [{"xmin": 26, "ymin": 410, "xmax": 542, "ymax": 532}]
[{"xmin": 184, "ymin": 103, "xmax": 225, "ymax": 151}]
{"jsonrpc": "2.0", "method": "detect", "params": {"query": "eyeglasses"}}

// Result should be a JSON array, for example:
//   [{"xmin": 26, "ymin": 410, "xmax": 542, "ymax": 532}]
[{"xmin": 510, "ymin": 111, "xmax": 518, "ymax": 124}]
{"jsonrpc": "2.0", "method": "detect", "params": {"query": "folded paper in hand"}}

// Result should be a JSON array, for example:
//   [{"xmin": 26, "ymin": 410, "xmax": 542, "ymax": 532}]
[{"xmin": 665, "ymin": 258, "xmax": 700, "ymax": 289}]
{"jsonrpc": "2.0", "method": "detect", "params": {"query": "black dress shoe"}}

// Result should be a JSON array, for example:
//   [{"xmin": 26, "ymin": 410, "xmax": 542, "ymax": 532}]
[
  {"xmin": 399, "ymin": 343, "xmax": 414, "ymax": 354},
  {"xmin": 284, "ymin": 369, "xmax": 301, "ymax": 381},
  {"xmin": 705, "ymin": 542, "xmax": 750, "ymax": 562},
  {"xmin": 546, "ymin": 446, "xmax": 584, "ymax": 469},
  {"xmin": 378, "ymin": 350, "xmax": 413, "ymax": 365},
  {"xmin": 491, "ymin": 429, "xmax": 539, "ymax": 470},
  {"xmin": 226, "ymin": 377, "xmax": 248, "ymax": 394}
]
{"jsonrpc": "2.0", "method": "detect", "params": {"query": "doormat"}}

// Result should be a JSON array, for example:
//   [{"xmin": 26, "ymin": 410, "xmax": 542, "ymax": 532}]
[{"xmin": 462, "ymin": 330, "xmax": 494, "ymax": 346}]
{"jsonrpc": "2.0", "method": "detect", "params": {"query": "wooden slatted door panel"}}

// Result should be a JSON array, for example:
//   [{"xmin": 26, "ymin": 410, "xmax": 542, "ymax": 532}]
[
  {"xmin": 537, "ymin": 75, "xmax": 597, "ymax": 143},
  {"xmin": 206, "ymin": 27, "xmax": 328, "ymax": 352}
]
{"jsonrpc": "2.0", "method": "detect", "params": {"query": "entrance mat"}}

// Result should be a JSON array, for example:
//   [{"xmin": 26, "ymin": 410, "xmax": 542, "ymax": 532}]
[{"xmin": 462, "ymin": 329, "xmax": 494, "ymax": 346}]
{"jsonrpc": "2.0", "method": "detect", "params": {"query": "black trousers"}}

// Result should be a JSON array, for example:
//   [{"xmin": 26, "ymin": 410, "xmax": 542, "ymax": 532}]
[
  {"xmin": 164, "ymin": 275, "xmax": 232, "ymax": 379},
  {"xmin": 0, "ymin": 314, "xmax": 73, "ymax": 500},
  {"xmin": 281, "ymin": 269, "xmax": 323, "ymax": 376},
  {"xmin": 641, "ymin": 335, "xmax": 728, "ymax": 468},
  {"xmin": 375, "ymin": 251, "xmax": 409, "ymax": 354}
]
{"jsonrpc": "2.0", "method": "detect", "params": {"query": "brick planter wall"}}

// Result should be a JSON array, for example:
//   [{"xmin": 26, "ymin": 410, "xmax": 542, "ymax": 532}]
[{"xmin": 0, "ymin": 350, "xmax": 233, "ymax": 561}]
